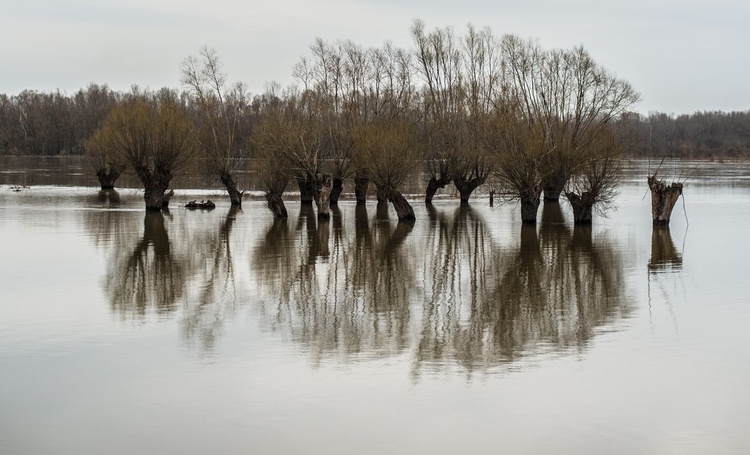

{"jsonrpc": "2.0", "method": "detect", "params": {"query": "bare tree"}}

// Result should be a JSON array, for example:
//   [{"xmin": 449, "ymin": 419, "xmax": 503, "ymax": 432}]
[
  {"xmin": 454, "ymin": 24, "xmax": 500, "ymax": 203},
  {"xmin": 412, "ymin": 20, "xmax": 465, "ymax": 203},
  {"xmin": 355, "ymin": 42, "xmax": 420, "ymax": 221},
  {"xmin": 182, "ymin": 47, "xmax": 250, "ymax": 206},
  {"xmin": 503, "ymin": 42, "xmax": 639, "ymax": 202},
  {"xmin": 249, "ymin": 88, "xmax": 297, "ymax": 219}
]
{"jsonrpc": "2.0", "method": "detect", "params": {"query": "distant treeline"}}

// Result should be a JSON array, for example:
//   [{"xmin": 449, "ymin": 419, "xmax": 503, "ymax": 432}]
[
  {"xmin": 1, "ymin": 85, "xmax": 749, "ymax": 159},
  {"xmin": 616, "ymin": 111, "xmax": 750, "ymax": 158}
]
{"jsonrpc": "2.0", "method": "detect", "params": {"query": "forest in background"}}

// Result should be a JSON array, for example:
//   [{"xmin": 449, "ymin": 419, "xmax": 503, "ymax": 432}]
[{"xmin": 1, "ymin": 85, "xmax": 749, "ymax": 159}]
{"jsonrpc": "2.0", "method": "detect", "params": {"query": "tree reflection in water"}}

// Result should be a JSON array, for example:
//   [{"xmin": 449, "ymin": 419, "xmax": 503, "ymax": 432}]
[
  {"xmin": 255, "ymin": 202, "xmax": 630, "ymax": 376},
  {"xmin": 104, "ymin": 211, "xmax": 186, "ymax": 319},
  {"xmin": 94, "ymin": 199, "xmax": 631, "ymax": 373},
  {"xmin": 180, "ymin": 205, "xmax": 242, "ymax": 351},
  {"xmin": 97, "ymin": 205, "xmax": 245, "ymax": 353},
  {"xmin": 97, "ymin": 188, "xmax": 121, "ymax": 206},
  {"xmin": 416, "ymin": 203, "xmax": 629, "ymax": 376},
  {"xmin": 646, "ymin": 225, "xmax": 685, "ymax": 323},
  {"xmin": 648, "ymin": 226, "xmax": 683, "ymax": 272},
  {"xmin": 253, "ymin": 204, "xmax": 416, "ymax": 364}
]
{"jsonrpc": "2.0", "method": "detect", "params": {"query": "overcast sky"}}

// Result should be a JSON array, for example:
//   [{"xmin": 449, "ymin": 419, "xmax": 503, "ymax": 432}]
[{"xmin": 2, "ymin": 0, "xmax": 748, "ymax": 114}]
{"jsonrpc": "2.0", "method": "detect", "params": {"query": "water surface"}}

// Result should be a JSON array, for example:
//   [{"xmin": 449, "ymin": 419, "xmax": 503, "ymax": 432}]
[{"xmin": 1, "ymin": 159, "xmax": 749, "ymax": 454}]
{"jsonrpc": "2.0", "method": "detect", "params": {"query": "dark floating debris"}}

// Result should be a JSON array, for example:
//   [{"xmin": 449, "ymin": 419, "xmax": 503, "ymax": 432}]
[{"xmin": 185, "ymin": 199, "xmax": 216, "ymax": 210}]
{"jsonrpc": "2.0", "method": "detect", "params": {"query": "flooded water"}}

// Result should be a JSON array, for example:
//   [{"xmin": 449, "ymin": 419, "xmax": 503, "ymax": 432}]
[{"xmin": 1, "ymin": 158, "xmax": 750, "ymax": 454}]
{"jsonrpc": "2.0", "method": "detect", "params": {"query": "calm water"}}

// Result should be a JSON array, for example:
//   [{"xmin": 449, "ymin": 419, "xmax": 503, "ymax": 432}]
[{"xmin": 1, "ymin": 158, "xmax": 750, "ymax": 454}]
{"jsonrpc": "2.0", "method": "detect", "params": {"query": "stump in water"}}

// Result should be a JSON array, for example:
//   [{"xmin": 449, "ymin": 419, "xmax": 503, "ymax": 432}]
[
  {"xmin": 314, "ymin": 174, "xmax": 333, "ymax": 220},
  {"xmin": 647, "ymin": 175, "xmax": 683, "ymax": 225}
]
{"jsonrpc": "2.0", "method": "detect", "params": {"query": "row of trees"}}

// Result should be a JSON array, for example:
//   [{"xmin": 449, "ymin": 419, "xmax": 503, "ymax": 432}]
[
  {"xmin": 5, "ymin": 88, "xmax": 748, "ymax": 161},
  {"xmin": 5, "ymin": 22, "xmax": 645, "ymax": 223}
]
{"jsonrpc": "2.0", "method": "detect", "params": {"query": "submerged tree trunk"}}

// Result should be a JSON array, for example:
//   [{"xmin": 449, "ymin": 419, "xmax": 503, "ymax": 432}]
[
  {"xmin": 425, "ymin": 176, "xmax": 450, "ymax": 204},
  {"xmin": 375, "ymin": 199, "xmax": 390, "ymax": 220},
  {"xmin": 375, "ymin": 184, "xmax": 389, "ymax": 206},
  {"xmin": 136, "ymin": 166, "xmax": 173, "ymax": 211},
  {"xmin": 388, "ymin": 190, "xmax": 416, "ymax": 221},
  {"xmin": 519, "ymin": 193, "xmax": 541, "ymax": 224},
  {"xmin": 329, "ymin": 177, "xmax": 344, "ymax": 205},
  {"xmin": 161, "ymin": 189, "xmax": 174, "ymax": 208},
  {"xmin": 454, "ymin": 175, "xmax": 485, "ymax": 204},
  {"xmin": 265, "ymin": 190, "xmax": 287, "ymax": 219},
  {"xmin": 354, "ymin": 176, "xmax": 369, "ymax": 205},
  {"xmin": 543, "ymin": 172, "xmax": 568, "ymax": 202},
  {"xmin": 220, "ymin": 171, "xmax": 244, "ymax": 206},
  {"xmin": 96, "ymin": 165, "xmax": 124, "ymax": 190},
  {"xmin": 565, "ymin": 192, "xmax": 594, "ymax": 224},
  {"xmin": 647, "ymin": 175, "xmax": 683, "ymax": 225},
  {"xmin": 297, "ymin": 176, "xmax": 315, "ymax": 205},
  {"xmin": 314, "ymin": 174, "xmax": 333, "ymax": 220}
]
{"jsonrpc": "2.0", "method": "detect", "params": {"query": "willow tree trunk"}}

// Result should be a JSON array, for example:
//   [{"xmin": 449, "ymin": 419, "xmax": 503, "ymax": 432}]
[
  {"xmin": 425, "ymin": 176, "xmax": 450, "ymax": 204},
  {"xmin": 454, "ymin": 176, "xmax": 484, "ymax": 204},
  {"xmin": 520, "ymin": 195, "xmax": 541, "ymax": 224},
  {"xmin": 329, "ymin": 177, "xmax": 344, "ymax": 205},
  {"xmin": 565, "ymin": 192, "xmax": 594, "ymax": 224},
  {"xmin": 314, "ymin": 174, "xmax": 333, "ymax": 220},
  {"xmin": 543, "ymin": 172, "xmax": 568, "ymax": 202},
  {"xmin": 297, "ymin": 177, "xmax": 315, "ymax": 205},
  {"xmin": 388, "ymin": 190, "xmax": 415, "ymax": 221},
  {"xmin": 541, "ymin": 201, "xmax": 565, "ymax": 224},
  {"xmin": 265, "ymin": 190, "xmax": 287, "ymax": 219},
  {"xmin": 647, "ymin": 175, "xmax": 683, "ymax": 225},
  {"xmin": 375, "ymin": 184, "xmax": 389, "ymax": 206},
  {"xmin": 354, "ymin": 173, "xmax": 369, "ymax": 205},
  {"xmin": 136, "ymin": 166, "xmax": 172, "ymax": 211},
  {"xmin": 96, "ymin": 166, "xmax": 124, "ymax": 190},
  {"xmin": 376, "ymin": 199, "xmax": 390, "ymax": 220},
  {"xmin": 220, "ymin": 171, "xmax": 243, "ymax": 206}
]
